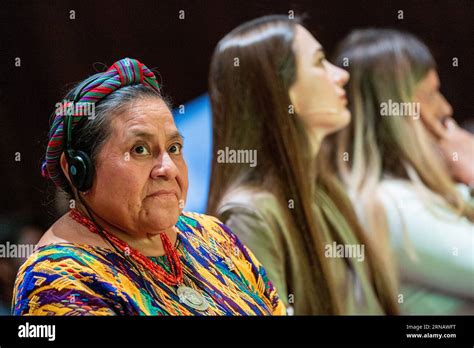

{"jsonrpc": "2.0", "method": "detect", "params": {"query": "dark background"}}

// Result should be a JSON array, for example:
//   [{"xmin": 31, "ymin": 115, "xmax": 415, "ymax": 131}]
[{"xmin": 1, "ymin": 0, "xmax": 473, "ymax": 226}]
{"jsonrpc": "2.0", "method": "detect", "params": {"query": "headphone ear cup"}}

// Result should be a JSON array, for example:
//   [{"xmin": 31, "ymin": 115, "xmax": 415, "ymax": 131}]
[{"xmin": 68, "ymin": 150, "xmax": 94, "ymax": 192}]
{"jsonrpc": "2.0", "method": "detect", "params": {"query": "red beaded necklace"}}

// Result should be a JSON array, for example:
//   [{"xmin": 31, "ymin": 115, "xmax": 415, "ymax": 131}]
[{"xmin": 69, "ymin": 208, "xmax": 183, "ymax": 286}]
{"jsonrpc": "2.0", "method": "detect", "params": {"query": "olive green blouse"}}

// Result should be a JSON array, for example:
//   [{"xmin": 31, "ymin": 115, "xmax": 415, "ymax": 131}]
[{"xmin": 218, "ymin": 188, "xmax": 386, "ymax": 315}]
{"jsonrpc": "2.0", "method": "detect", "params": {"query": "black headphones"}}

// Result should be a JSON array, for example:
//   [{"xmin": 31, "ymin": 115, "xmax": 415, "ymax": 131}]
[{"xmin": 63, "ymin": 75, "xmax": 102, "ymax": 192}]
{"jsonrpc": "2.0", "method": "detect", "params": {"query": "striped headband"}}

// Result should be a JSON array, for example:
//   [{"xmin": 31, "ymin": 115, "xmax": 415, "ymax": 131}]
[{"xmin": 41, "ymin": 57, "xmax": 161, "ymax": 188}]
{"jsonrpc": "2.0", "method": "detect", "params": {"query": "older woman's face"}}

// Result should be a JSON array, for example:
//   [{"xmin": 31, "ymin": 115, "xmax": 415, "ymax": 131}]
[{"xmin": 87, "ymin": 97, "xmax": 188, "ymax": 235}]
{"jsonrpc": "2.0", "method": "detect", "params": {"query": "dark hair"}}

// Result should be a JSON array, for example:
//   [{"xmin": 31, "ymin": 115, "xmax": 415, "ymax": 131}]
[{"xmin": 57, "ymin": 81, "xmax": 168, "ymax": 197}]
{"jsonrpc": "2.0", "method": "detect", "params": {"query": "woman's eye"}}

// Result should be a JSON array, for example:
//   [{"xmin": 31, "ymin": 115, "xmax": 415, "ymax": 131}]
[
  {"xmin": 169, "ymin": 143, "xmax": 183, "ymax": 155},
  {"xmin": 432, "ymin": 90, "xmax": 441, "ymax": 100},
  {"xmin": 132, "ymin": 145, "xmax": 150, "ymax": 156},
  {"xmin": 314, "ymin": 55, "xmax": 326, "ymax": 67}
]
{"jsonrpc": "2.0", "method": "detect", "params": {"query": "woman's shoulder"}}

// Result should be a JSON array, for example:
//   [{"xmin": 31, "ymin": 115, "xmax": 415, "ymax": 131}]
[
  {"xmin": 179, "ymin": 211, "xmax": 236, "ymax": 245},
  {"xmin": 378, "ymin": 178, "xmax": 472, "ymax": 211},
  {"xmin": 16, "ymin": 242, "xmax": 115, "ymax": 284},
  {"xmin": 217, "ymin": 187, "xmax": 282, "ymax": 214},
  {"xmin": 377, "ymin": 178, "xmax": 436, "ymax": 210},
  {"xmin": 36, "ymin": 212, "xmax": 110, "ymax": 250},
  {"xmin": 378, "ymin": 178, "xmax": 415, "ymax": 195},
  {"xmin": 216, "ymin": 188, "xmax": 288, "ymax": 234},
  {"xmin": 205, "ymin": 189, "xmax": 290, "ymax": 262},
  {"xmin": 13, "ymin": 243, "xmax": 122, "ymax": 316},
  {"xmin": 377, "ymin": 178, "xmax": 473, "ymax": 238},
  {"xmin": 179, "ymin": 211, "xmax": 264, "ymax": 263},
  {"xmin": 17, "ymin": 213, "xmax": 117, "ymax": 289}
]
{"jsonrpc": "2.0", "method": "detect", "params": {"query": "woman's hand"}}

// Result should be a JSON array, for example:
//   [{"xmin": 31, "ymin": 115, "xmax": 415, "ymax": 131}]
[{"xmin": 437, "ymin": 118, "xmax": 474, "ymax": 187}]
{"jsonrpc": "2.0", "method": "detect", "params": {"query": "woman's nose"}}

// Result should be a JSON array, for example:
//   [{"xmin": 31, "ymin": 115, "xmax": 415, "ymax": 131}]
[
  {"xmin": 329, "ymin": 63, "xmax": 350, "ymax": 87},
  {"xmin": 150, "ymin": 153, "xmax": 179, "ymax": 180},
  {"xmin": 440, "ymin": 94, "xmax": 453, "ymax": 119}
]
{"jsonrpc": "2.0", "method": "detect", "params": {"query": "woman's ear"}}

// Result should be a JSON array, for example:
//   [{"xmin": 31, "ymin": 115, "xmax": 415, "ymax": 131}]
[{"xmin": 288, "ymin": 85, "xmax": 299, "ymax": 115}]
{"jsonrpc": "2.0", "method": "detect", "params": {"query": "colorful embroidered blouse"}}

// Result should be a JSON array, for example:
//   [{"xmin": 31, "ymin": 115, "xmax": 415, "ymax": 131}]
[{"xmin": 12, "ymin": 212, "xmax": 285, "ymax": 316}]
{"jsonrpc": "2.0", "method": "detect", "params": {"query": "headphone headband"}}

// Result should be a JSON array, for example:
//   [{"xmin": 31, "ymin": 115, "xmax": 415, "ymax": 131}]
[{"xmin": 42, "ymin": 58, "xmax": 161, "ymax": 191}]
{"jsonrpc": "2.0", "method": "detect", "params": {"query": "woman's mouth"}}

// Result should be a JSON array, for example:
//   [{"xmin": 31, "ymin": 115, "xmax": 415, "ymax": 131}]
[
  {"xmin": 147, "ymin": 189, "xmax": 178, "ymax": 199},
  {"xmin": 340, "ymin": 95, "xmax": 348, "ymax": 106}
]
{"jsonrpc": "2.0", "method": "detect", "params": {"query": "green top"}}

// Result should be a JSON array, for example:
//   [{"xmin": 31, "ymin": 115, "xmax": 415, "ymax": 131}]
[{"xmin": 218, "ymin": 188, "xmax": 386, "ymax": 315}]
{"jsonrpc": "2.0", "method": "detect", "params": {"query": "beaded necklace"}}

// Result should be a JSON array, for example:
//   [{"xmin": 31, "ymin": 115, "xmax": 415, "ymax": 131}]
[{"xmin": 69, "ymin": 208, "xmax": 209, "ymax": 311}]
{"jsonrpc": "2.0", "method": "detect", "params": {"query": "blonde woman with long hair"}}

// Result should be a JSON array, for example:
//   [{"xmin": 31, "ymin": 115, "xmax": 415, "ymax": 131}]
[
  {"xmin": 332, "ymin": 29, "xmax": 474, "ymax": 314},
  {"xmin": 207, "ymin": 16, "xmax": 399, "ymax": 315}
]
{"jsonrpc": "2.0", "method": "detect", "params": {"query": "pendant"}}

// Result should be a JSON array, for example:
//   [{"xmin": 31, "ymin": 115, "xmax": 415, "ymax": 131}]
[{"xmin": 177, "ymin": 285, "xmax": 209, "ymax": 311}]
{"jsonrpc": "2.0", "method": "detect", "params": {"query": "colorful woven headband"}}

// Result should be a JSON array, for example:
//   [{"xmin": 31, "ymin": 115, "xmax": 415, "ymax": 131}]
[{"xmin": 41, "ymin": 57, "xmax": 161, "ymax": 188}]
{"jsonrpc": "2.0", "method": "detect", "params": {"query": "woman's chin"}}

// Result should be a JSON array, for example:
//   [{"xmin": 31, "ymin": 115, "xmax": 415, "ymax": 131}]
[
  {"xmin": 341, "ymin": 109, "xmax": 351, "ymax": 126},
  {"xmin": 145, "ymin": 208, "xmax": 181, "ymax": 231},
  {"xmin": 323, "ymin": 110, "xmax": 351, "ymax": 135},
  {"xmin": 333, "ymin": 109, "xmax": 351, "ymax": 131}
]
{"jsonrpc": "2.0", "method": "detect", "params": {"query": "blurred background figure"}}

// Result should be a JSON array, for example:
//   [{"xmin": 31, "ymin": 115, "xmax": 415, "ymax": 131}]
[
  {"xmin": 207, "ymin": 16, "xmax": 399, "ymax": 315},
  {"xmin": 332, "ymin": 29, "xmax": 474, "ymax": 314}
]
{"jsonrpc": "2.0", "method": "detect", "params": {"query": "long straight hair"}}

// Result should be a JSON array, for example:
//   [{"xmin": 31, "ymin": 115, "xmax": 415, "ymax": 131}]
[
  {"xmin": 332, "ymin": 29, "xmax": 474, "ymax": 235},
  {"xmin": 207, "ymin": 16, "xmax": 399, "ymax": 314}
]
